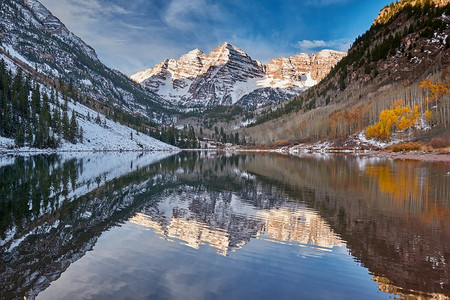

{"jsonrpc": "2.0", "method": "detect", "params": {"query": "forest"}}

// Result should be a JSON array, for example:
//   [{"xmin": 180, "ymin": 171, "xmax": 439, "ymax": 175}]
[{"xmin": 0, "ymin": 60, "xmax": 82, "ymax": 148}]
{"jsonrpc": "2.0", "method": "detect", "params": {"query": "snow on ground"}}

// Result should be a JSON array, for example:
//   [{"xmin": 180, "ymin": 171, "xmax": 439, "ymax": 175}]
[
  {"xmin": 0, "ymin": 93, "xmax": 177, "ymax": 152},
  {"xmin": 233, "ymin": 118, "xmax": 255, "ymax": 129},
  {"xmin": 0, "ymin": 50, "xmax": 175, "ymax": 152},
  {"xmin": 1, "ymin": 44, "xmax": 34, "ymax": 68},
  {"xmin": 61, "ymin": 99, "xmax": 176, "ymax": 151},
  {"xmin": 353, "ymin": 131, "xmax": 392, "ymax": 149},
  {"xmin": 229, "ymin": 74, "xmax": 313, "ymax": 105},
  {"xmin": 230, "ymin": 77, "xmax": 261, "ymax": 104}
]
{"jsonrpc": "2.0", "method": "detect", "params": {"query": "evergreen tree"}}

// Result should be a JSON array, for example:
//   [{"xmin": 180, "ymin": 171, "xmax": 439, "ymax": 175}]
[
  {"xmin": 69, "ymin": 110, "xmax": 78, "ymax": 144},
  {"xmin": 31, "ymin": 85, "xmax": 40, "ymax": 116},
  {"xmin": 78, "ymin": 126, "xmax": 84, "ymax": 142},
  {"xmin": 62, "ymin": 110, "xmax": 70, "ymax": 141},
  {"xmin": 15, "ymin": 123, "xmax": 25, "ymax": 147},
  {"xmin": 52, "ymin": 107, "xmax": 61, "ymax": 134},
  {"xmin": 25, "ymin": 122, "xmax": 33, "ymax": 145}
]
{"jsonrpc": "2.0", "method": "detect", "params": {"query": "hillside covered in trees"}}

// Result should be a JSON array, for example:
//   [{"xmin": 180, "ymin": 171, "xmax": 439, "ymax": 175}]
[
  {"xmin": 0, "ymin": 60, "xmax": 81, "ymax": 148},
  {"xmin": 242, "ymin": 0, "xmax": 450, "ymax": 146}
]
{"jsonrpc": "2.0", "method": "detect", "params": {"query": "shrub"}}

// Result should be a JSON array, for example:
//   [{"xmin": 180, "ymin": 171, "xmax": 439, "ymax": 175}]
[
  {"xmin": 392, "ymin": 142, "xmax": 421, "ymax": 152},
  {"xmin": 429, "ymin": 138, "xmax": 449, "ymax": 149}
]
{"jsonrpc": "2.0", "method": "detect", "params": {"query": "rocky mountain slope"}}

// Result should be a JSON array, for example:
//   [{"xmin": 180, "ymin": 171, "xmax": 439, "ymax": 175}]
[
  {"xmin": 243, "ymin": 0, "xmax": 450, "ymax": 144},
  {"xmin": 0, "ymin": 0, "xmax": 166, "ymax": 120},
  {"xmin": 132, "ymin": 43, "xmax": 345, "ymax": 109},
  {"xmin": 0, "ymin": 0, "xmax": 177, "ymax": 150},
  {"xmin": 266, "ymin": 50, "xmax": 346, "ymax": 83},
  {"xmin": 0, "ymin": 53, "xmax": 176, "ymax": 152}
]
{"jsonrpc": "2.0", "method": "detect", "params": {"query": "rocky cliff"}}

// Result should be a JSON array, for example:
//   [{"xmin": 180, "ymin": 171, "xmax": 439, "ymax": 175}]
[
  {"xmin": 266, "ymin": 50, "xmax": 346, "ymax": 84},
  {"xmin": 132, "ymin": 43, "xmax": 346, "ymax": 108}
]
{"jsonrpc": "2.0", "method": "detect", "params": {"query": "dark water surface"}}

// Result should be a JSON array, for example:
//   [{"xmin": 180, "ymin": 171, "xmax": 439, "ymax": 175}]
[{"xmin": 0, "ymin": 152, "xmax": 449, "ymax": 299}]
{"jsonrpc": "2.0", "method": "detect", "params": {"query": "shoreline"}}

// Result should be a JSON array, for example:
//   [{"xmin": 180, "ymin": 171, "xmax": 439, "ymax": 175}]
[
  {"xmin": 1, "ymin": 147, "xmax": 449, "ymax": 163},
  {"xmin": 233, "ymin": 147, "xmax": 450, "ymax": 163},
  {"xmin": 353, "ymin": 150, "xmax": 450, "ymax": 162},
  {"xmin": 0, "ymin": 148, "xmax": 180, "ymax": 155}
]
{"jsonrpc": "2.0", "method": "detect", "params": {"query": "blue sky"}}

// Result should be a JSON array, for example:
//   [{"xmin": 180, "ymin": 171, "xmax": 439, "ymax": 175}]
[{"xmin": 40, "ymin": 0, "xmax": 389, "ymax": 75}]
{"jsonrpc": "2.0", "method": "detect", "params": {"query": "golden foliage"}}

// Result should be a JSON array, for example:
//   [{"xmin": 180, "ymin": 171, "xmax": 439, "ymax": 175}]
[
  {"xmin": 419, "ymin": 79, "xmax": 449, "ymax": 103},
  {"xmin": 365, "ymin": 103, "xmax": 419, "ymax": 140},
  {"xmin": 424, "ymin": 109, "xmax": 433, "ymax": 124}
]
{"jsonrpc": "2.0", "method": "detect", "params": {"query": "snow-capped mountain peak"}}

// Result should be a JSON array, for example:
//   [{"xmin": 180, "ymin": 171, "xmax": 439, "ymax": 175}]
[{"xmin": 131, "ymin": 44, "xmax": 346, "ymax": 108}]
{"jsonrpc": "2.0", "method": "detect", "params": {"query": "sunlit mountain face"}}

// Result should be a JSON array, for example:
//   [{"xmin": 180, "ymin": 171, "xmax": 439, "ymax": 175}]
[{"xmin": 1, "ymin": 152, "xmax": 449, "ymax": 299}]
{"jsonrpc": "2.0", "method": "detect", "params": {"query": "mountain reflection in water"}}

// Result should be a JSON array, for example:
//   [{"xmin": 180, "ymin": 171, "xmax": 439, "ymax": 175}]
[
  {"xmin": 0, "ymin": 152, "xmax": 449, "ymax": 299},
  {"xmin": 129, "ymin": 189, "xmax": 343, "ymax": 256}
]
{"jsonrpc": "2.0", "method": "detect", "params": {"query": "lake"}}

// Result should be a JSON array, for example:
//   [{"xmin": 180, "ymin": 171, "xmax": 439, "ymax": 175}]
[{"xmin": 1, "ymin": 152, "xmax": 449, "ymax": 299}]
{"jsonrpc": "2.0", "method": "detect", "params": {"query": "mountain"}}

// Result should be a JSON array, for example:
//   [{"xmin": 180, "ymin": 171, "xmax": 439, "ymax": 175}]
[
  {"xmin": 0, "ymin": 0, "xmax": 167, "ymax": 120},
  {"xmin": 131, "ymin": 43, "xmax": 345, "ymax": 109},
  {"xmin": 243, "ymin": 0, "xmax": 450, "ymax": 145},
  {"xmin": 0, "ymin": 56, "xmax": 176, "ymax": 151},
  {"xmin": 266, "ymin": 50, "xmax": 347, "ymax": 83},
  {"xmin": 0, "ymin": 0, "xmax": 177, "ymax": 151}
]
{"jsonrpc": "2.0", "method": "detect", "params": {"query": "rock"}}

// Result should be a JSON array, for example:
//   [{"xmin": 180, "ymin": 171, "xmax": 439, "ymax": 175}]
[{"xmin": 131, "ymin": 43, "xmax": 346, "ymax": 109}]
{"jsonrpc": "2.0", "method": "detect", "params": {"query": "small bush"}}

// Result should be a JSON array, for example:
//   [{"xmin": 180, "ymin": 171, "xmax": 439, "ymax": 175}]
[
  {"xmin": 429, "ymin": 138, "xmax": 449, "ymax": 149},
  {"xmin": 392, "ymin": 142, "xmax": 421, "ymax": 152}
]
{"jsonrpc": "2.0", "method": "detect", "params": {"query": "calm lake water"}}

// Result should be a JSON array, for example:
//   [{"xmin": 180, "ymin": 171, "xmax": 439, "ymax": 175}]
[{"xmin": 1, "ymin": 152, "xmax": 449, "ymax": 299}]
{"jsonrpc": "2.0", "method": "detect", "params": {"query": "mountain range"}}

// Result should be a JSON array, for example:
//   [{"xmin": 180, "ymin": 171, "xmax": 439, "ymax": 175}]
[
  {"xmin": 131, "ymin": 43, "xmax": 346, "ymax": 108},
  {"xmin": 0, "ymin": 0, "xmax": 448, "ymax": 151},
  {"xmin": 243, "ymin": 0, "xmax": 450, "ymax": 145},
  {"xmin": 0, "ymin": 0, "xmax": 166, "ymax": 121}
]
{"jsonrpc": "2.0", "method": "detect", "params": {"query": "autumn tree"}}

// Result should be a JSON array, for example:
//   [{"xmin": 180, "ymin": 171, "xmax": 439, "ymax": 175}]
[
  {"xmin": 419, "ymin": 77, "xmax": 449, "ymax": 128},
  {"xmin": 365, "ymin": 100, "xmax": 420, "ymax": 140}
]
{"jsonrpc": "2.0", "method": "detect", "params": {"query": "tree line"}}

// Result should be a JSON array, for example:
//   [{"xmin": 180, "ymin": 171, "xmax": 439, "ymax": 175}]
[
  {"xmin": 153, "ymin": 126, "xmax": 198, "ymax": 149},
  {"xmin": 0, "ymin": 60, "xmax": 82, "ymax": 148}
]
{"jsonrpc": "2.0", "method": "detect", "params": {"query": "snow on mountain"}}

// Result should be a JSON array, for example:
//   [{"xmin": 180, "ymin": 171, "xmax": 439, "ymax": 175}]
[
  {"xmin": 266, "ymin": 50, "xmax": 346, "ymax": 85},
  {"xmin": 0, "ymin": 0, "xmax": 166, "ymax": 120},
  {"xmin": 0, "ymin": 47, "xmax": 176, "ymax": 152},
  {"xmin": 0, "ymin": 93, "xmax": 177, "ymax": 152},
  {"xmin": 132, "ymin": 43, "xmax": 346, "ymax": 109},
  {"xmin": 0, "ymin": 64, "xmax": 176, "ymax": 152},
  {"xmin": 58, "ymin": 99, "xmax": 177, "ymax": 151}
]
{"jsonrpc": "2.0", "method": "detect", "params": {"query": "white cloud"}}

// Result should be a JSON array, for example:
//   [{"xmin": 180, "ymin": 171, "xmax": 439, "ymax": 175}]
[
  {"xmin": 39, "ymin": 0, "xmax": 354, "ymax": 75},
  {"xmin": 163, "ymin": 0, "xmax": 223, "ymax": 29},
  {"xmin": 40, "ymin": 0, "xmax": 167, "ymax": 75},
  {"xmin": 295, "ymin": 40, "xmax": 327, "ymax": 51},
  {"xmin": 294, "ymin": 39, "xmax": 351, "ymax": 53}
]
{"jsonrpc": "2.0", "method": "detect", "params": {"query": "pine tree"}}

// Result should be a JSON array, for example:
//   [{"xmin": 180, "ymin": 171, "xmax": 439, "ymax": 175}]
[
  {"xmin": 78, "ymin": 126, "xmax": 84, "ymax": 142},
  {"xmin": 15, "ymin": 123, "xmax": 25, "ymax": 147},
  {"xmin": 69, "ymin": 110, "xmax": 78, "ymax": 144},
  {"xmin": 62, "ymin": 110, "xmax": 70, "ymax": 141},
  {"xmin": 52, "ymin": 107, "xmax": 61, "ymax": 134},
  {"xmin": 31, "ymin": 85, "xmax": 40, "ymax": 115},
  {"xmin": 25, "ymin": 122, "xmax": 33, "ymax": 145}
]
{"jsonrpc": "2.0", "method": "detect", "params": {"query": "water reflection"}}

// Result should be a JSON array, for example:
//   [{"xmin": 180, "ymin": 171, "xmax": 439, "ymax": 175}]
[
  {"xmin": 244, "ymin": 154, "xmax": 450, "ymax": 298},
  {"xmin": 0, "ymin": 152, "xmax": 449, "ymax": 299},
  {"xmin": 0, "ymin": 152, "xmax": 175, "ymax": 299},
  {"xmin": 130, "ymin": 188, "xmax": 343, "ymax": 256}
]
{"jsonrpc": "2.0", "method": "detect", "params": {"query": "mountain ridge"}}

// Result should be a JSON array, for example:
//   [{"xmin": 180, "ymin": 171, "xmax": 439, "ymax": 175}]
[
  {"xmin": 131, "ymin": 42, "xmax": 346, "ymax": 108},
  {"xmin": 0, "ymin": 0, "xmax": 168, "ymax": 122},
  {"xmin": 241, "ymin": 0, "xmax": 450, "ymax": 145}
]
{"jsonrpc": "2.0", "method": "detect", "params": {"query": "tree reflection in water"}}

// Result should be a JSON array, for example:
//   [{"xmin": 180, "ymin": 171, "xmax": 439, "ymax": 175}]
[{"xmin": 0, "ymin": 152, "xmax": 449, "ymax": 299}]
